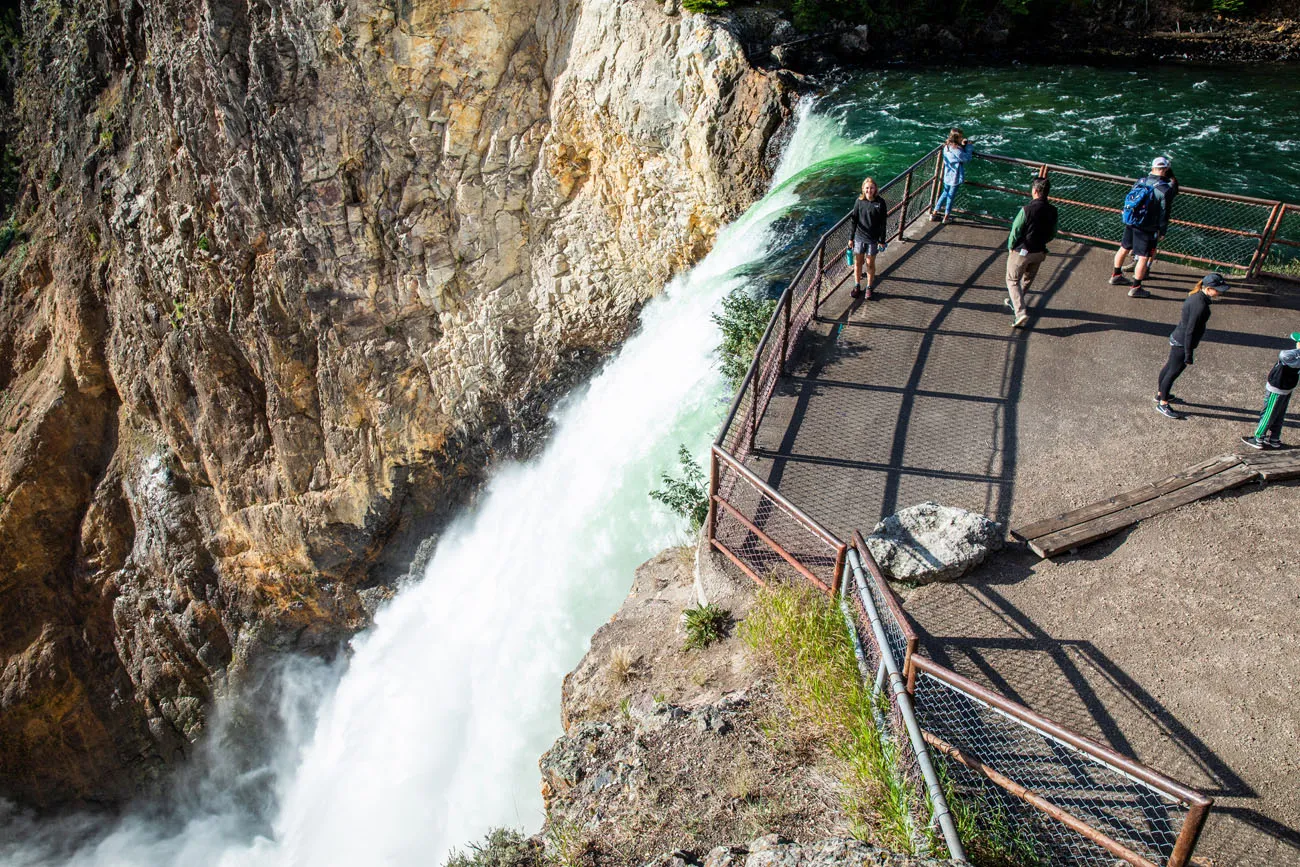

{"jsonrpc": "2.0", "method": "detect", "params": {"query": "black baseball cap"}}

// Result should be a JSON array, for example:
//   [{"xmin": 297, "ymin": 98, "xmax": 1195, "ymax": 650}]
[{"xmin": 1202, "ymin": 273, "xmax": 1228, "ymax": 290}]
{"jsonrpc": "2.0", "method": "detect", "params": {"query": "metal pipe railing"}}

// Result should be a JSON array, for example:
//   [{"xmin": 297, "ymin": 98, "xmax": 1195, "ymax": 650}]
[{"xmin": 847, "ymin": 546, "xmax": 967, "ymax": 864}]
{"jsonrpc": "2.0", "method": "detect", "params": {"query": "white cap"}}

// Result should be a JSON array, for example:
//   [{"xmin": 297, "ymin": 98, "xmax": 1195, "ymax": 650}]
[{"xmin": 1151, "ymin": 156, "xmax": 1171, "ymax": 170}]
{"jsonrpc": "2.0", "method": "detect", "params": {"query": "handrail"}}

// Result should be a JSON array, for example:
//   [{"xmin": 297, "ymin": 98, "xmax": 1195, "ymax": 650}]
[{"xmin": 713, "ymin": 446, "xmax": 841, "ymax": 549}]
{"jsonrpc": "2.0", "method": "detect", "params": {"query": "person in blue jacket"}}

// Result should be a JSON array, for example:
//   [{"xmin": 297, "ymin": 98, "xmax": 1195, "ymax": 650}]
[
  {"xmin": 1241, "ymin": 331, "xmax": 1300, "ymax": 449},
  {"xmin": 930, "ymin": 129, "xmax": 974, "ymax": 224}
]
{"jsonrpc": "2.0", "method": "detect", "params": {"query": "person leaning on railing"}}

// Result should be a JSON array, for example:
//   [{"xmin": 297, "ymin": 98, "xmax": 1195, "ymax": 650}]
[
  {"xmin": 1003, "ymin": 176, "xmax": 1059, "ymax": 330},
  {"xmin": 930, "ymin": 128, "xmax": 974, "ymax": 224}
]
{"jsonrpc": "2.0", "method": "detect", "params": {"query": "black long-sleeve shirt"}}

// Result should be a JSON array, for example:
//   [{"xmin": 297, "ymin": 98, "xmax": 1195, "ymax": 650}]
[
  {"xmin": 851, "ymin": 196, "xmax": 888, "ymax": 244},
  {"xmin": 1169, "ymin": 291, "xmax": 1211, "ymax": 364}
]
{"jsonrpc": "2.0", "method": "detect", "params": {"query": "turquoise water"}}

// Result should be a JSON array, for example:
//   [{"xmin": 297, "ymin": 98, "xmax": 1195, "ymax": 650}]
[{"xmin": 758, "ymin": 64, "xmax": 1300, "ymax": 287}]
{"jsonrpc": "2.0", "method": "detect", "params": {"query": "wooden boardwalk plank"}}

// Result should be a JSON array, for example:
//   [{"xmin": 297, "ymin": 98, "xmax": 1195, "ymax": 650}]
[
  {"xmin": 1028, "ymin": 464, "xmax": 1261, "ymax": 559},
  {"xmin": 1012, "ymin": 453, "xmax": 1242, "ymax": 543}
]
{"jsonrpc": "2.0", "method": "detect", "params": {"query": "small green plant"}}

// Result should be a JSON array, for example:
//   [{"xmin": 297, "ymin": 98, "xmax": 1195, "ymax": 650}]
[
  {"xmin": 682, "ymin": 603, "xmax": 731, "ymax": 650},
  {"xmin": 617, "ymin": 696, "xmax": 631, "ymax": 719},
  {"xmin": 713, "ymin": 288, "xmax": 777, "ymax": 388},
  {"xmin": 169, "ymin": 298, "xmax": 187, "ymax": 329},
  {"xmin": 444, "ymin": 827, "xmax": 540, "ymax": 867},
  {"xmin": 682, "ymin": 0, "xmax": 732, "ymax": 11},
  {"xmin": 196, "ymin": 234, "xmax": 210, "ymax": 252},
  {"xmin": 939, "ymin": 761, "xmax": 1043, "ymax": 866},
  {"xmin": 649, "ymin": 445, "xmax": 709, "ymax": 532},
  {"xmin": 1212, "ymin": 0, "xmax": 1245, "ymax": 13},
  {"xmin": 544, "ymin": 818, "xmax": 593, "ymax": 867},
  {"xmin": 0, "ymin": 217, "xmax": 17, "ymax": 257}
]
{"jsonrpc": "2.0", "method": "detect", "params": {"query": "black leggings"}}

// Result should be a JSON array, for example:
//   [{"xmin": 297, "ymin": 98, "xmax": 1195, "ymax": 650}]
[{"xmin": 1157, "ymin": 345, "xmax": 1188, "ymax": 401}]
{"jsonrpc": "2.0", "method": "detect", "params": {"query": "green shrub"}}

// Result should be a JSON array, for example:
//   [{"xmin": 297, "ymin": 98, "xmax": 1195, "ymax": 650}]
[
  {"xmin": 682, "ymin": 603, "xmax": 731, "ymax": 650},
  {"xmin": 713, "ymin": 288, "xmax": 777, "ymax": 389},
  {"xmin": 649, "ymin": 445, "xmax": 709, "ymax": 532},
  {"xmin": 682, "ymin": 0, "xmax": 732, "ymax": 12},
  {"xmin": 1212, "ymin": 0, "xmax": 1245, "ymax": 13},
  {"xmin": 443, "ymin": 828, "xmax": 541, "ymax": 867},
  {"xmin": 196, "ymin": 234, "xmax": 210, "ymax": 251},
  {"xmin": 0, "ymin": 217, "xmax": 16, "ymax": 257}
]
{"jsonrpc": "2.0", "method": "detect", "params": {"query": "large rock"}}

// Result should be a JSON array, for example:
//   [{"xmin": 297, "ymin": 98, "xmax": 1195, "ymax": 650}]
[{"xmin": 863, "ymin": 502, "xmax": 1003, "ymax": 584}]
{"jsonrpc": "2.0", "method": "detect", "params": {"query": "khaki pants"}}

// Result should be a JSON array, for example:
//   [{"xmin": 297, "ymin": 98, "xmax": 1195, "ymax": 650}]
[{"xmin": 1005, "ymin": 249, "xmax": 1047, "ymax": 317}]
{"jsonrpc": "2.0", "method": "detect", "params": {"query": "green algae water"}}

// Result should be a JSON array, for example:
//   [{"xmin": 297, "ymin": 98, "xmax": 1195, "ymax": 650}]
[{"xmin": 754, "ymin": 64, "xmax": 1300, "ymax": 291}]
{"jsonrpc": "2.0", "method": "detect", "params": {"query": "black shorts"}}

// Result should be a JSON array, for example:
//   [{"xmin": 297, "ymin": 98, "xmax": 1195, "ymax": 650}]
[{"xmin": 1121, "ymin": 225, "xmax": 1157, "ymax": 258}]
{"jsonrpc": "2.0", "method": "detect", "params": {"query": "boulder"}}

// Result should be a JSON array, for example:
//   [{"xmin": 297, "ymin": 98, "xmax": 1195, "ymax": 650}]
[{"xmin": 863, "ymin": 502, "xmax": 1003, "ymax": 584}]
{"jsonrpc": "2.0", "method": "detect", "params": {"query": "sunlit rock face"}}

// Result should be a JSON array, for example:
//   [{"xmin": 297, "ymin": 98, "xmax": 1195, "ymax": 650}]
[{"xmin": 0, "ymin": 0, "xmax": 792, "ymax": 806}]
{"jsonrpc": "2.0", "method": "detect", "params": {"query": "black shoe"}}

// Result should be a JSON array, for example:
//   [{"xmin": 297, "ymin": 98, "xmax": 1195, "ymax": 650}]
[
  {"xmin": 1128, "ymin": 286, "xmax": 1151, "ymax": 298},
  {"xmin": 1155, "ymin": 402, "xmax": 1184, "ymax": 420},
  {"xmin": 1109, "ymin": 274, "xmax": 1131, "ymax": 286},
  {"xmin": 864, "ymin": 285, "xmax": 874, "ymax": 300},
  {"xmin": 851, "ymin": 284, "xmax": 863, "ymax": 299},
  {"xmin": 1263, "ymin": 437, "xmax": 1285, "ymax": 450},
  {"xmin": 1241, "ymin": 435, "xmax": 1267, "ymax": 450}
]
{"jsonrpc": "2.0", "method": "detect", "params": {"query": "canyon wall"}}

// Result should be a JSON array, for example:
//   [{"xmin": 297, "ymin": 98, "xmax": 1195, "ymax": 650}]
[{"xmin": 0, "ymin": 0, "xmax": 793, "ymax": 806}]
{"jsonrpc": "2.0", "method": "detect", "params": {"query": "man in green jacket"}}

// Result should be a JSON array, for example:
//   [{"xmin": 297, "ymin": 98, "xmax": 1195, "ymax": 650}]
[{"xmin": 1005, "ymin": 177, "xmax": 1059, "ymax": 329}]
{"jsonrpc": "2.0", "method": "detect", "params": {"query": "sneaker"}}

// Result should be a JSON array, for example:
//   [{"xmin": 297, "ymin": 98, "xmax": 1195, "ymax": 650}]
[
  {"xmin": 1241, "ymin": 435, "xmax": 1267, "ymax": 450},
  {"xmin": 864, "ymin": 285, "xmax": 874, "ymax": 300},
  {"xmin": 1012, "ymin": 313, "xmax": 1030, "ymax": 329},
  {"xmin": 1128, "ymin": 286, "xmax": 1151, "ymax": 298},
  {"xmin": 943, "ymin": 215, "xmax": 953, "ymax": 224},
  {"xmin": 850, "ymin": 284, "xmax": 863, "ymax": 299},
  {"xmin": 1264, "ymin": 437, "xmax": 1285, "ymax": 450},
  {"xmin": 929, "ymin": 212, "xmax": 942, "ymax": 222},
  {"xmin": 1108, "ymin": 274, "xmax": 1132, "ymax": 286},
  {"xmin": 1154, "ymin": 402, "xmax": 1184, "ymax": 420}
]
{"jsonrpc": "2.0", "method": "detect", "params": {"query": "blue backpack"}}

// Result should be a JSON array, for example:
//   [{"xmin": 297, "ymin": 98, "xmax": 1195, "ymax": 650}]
[{"xmin": 1122, "ymin": 179, "xmax": 1156, "ymax": 227}]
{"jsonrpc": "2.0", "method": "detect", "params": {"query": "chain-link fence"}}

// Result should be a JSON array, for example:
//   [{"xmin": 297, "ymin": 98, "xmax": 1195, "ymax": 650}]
[
  {"xmin": 953, "ymin": 153, "xmax": 1283, "ymax": 276},
  {"xmin": 708, "ymin": 447, "xmax": 845, "ymax": 594},
  {"xmin": 844, "ymin": 538, "xmax": 1211, "ymax": 867},
  {"xmin": 1259, "ymin": 204, "xmax": 1300, "ymax": 283}
]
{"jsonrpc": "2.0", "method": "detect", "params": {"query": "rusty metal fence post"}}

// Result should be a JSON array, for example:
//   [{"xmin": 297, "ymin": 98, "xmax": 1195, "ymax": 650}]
[
  {"xmin": 896, "ymin": 169, "xmax": 913, "ymax": 243},
  {"xmin": 1249, "ymin": 201, "xmax": 1285, "ymax": 279},
  {"xmin": 778, "ymin": 291, "xmax": 791, "ymax": 376},
  {"xmin": 813, "ymin": 240, "xmax": 825, "ymax": 316}
]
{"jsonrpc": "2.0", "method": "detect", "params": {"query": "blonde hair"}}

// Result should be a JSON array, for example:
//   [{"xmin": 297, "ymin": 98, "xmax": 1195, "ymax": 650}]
[
  {"xmin": 859, "ymin": 176, "xmax": 877, "ymax": 200},
  {"xmin": 1190, "ymin": 280, "xmax": 1203, "ymax": 296}
]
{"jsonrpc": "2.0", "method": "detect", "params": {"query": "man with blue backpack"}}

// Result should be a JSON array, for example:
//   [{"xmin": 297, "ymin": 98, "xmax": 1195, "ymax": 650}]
[{"xmin": 1110, "ymin": 156, "xmax": 1178, "ymax": 298}]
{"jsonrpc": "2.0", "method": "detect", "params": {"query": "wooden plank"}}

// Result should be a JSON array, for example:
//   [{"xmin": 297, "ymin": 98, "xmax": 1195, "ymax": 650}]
[
  {"xmin": 1013, "ymin": 454, "xmax": 1242, "ymax": 542},
  {"xmin": 1030, "ymin": 464, "xmax": 1260, "ymax": 559},
  {"xmin": 1240, "ymin": 451, "xmax": 1300, "ymax": 482}
]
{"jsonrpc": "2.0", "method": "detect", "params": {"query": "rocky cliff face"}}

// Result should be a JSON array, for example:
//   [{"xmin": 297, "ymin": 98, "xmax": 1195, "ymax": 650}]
[{"xmin": 0, "ymin": 0, "xmax": 793, "ymax": 807}]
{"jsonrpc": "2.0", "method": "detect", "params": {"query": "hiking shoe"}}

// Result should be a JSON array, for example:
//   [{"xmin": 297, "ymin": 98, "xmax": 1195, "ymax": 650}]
[
  {"xmin": 1012, "ymin": 313, "xmax": 1030, "ymax": 329},
  {"xmin": 1264, "ymin": 437, "xmax": 1285, "ymax": 450},
  {"xmin": 1241, "ymin": 435, "xmax": 1267, "ymax": 450},
  {"xmin": 1155, "ymin": 402, "xmax": 1184, "ymax": 420},
  {"xmin": 943, "ymin": 214, "xmax": 953, "ymax": 224},
  {"xmin": 850, "ymin": 284, "xmax": 863, "ymax": 299},
  {"xmin": 1108, "ymin": 273, "xmax": 1131, "ymax": 286},
  {"xmin": 864, "ymin": 285, "xmax": 874, "ymax": 300},
  {"xmin": 1128, "ymin": 286, "xmax": 1151, "ymax": 298},
  {"xmin": 929, "ymin": 212, "xmax": 942, "ymax": 222}
]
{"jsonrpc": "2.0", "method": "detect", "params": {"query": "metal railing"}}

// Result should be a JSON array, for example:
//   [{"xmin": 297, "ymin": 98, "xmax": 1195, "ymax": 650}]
[
  {"xmin": 699, "ymin": 145, "xmax": 1252, "ymax": 865},
  {"xmin": 845, "ymin": 536, "xmax": 1211, "ymax": 867},
  {"xmin": 953, "ymin": 153, "xmax": 1300, "ymax": 281},
  {"xmin": 707, "ymin": 146, "xmax": 942, "ymax": 593}
]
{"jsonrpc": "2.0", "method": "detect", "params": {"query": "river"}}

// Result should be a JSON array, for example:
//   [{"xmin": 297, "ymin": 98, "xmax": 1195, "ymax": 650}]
[{"xmin": 2, "ymin": 64, "xmax": 1297, "ymax": 867}]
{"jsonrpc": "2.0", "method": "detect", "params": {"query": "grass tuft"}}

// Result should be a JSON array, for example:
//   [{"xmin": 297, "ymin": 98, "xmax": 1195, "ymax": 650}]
[
  {"xmin": 741, "ymin": 584, "xmax": 930, "ymax": 854},
  {"xmin": 607, "ymin": 644, "xmax": 635, "ymax": 684},
  {"xmin": 682, "ymin": 603, "xmax": 731, "ymax": 650}
]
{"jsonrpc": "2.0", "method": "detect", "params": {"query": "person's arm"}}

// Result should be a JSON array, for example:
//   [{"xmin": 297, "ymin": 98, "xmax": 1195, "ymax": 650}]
[
  {"xmin": 955, "ymin": 142, "xmax": 974, "ymax": 163},
  {"xmin": 1186, "ymin": 303, "xmax": 1210, "ymax": 364},
  {"xmin": 1178, "ymin": 299, "xmax": 1197, "ymax": 364},
  {"xmin": 1157, "ymin": 186, "xmax": 1173, "ymax": 238},
  {"xmin": 1007, "ymin": 207, "xmax": 1027, "ymax": 251},
  {"xmin": 1045, "ymin": 206, "xmax": 1059, "ymax": 244}
]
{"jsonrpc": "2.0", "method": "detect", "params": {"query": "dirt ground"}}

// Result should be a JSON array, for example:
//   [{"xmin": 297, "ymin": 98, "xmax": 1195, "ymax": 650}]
[{"xmin": 745, "ymin": 220, "xmax": 1300, "ymax": 865}]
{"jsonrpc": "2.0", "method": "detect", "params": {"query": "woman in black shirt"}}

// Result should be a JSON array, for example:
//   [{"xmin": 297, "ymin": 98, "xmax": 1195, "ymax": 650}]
[
  {"xmin": 1155, "ymin": 272, "xmax": 1227, "ymax": 419},
  {"xmin": 850, "ymin": 177, "xmax": 888, "ymax": 300}
]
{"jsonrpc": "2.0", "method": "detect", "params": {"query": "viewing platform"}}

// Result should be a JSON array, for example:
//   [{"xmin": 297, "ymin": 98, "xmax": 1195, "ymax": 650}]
[{"xmin": 705, "ymin": 151, "xmax": 1300, "ymax": 866}]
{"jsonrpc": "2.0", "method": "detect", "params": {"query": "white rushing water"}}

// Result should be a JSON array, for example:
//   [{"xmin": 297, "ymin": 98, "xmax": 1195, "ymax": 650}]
[{"xmin": 0, "ymin": 101, "xmax": 867, "ymax": 867}]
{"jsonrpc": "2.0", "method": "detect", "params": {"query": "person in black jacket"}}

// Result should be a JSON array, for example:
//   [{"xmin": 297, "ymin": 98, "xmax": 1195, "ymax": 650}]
[
  {"xmin": 1004, "ymin": 177, "xmax": 1059, "ymax": 329},
  {"xmin": 850, "ymin": 176, "xmax": 888, "ymax": 300},
  {"xmin": 1155, "ymin": 272, "xmax": 1228, "ymax": 419},
  {"xmin": 1241, "ymin": 331, "xmax": 1300, "ymax": 449}
]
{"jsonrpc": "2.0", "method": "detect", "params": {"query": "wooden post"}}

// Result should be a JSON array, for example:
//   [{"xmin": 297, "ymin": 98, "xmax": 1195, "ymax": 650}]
[
  {"xmin": 896, "ymin": 170, "xmax": 913, "ymax": 243},
  {"xmin": 779, "ymin": 291, "xmax": 791, "ymax": 376},
  {"xmin": 1248, "ymin": 202, "xmax": 1285, "ymax": 279},
  {"xmin": 813, "ymin": 241, "xmax": 825, "ymax": 316},
  {"xmin": 706, "ymin": 447, "xmax": 720, "ymax": 544}
]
